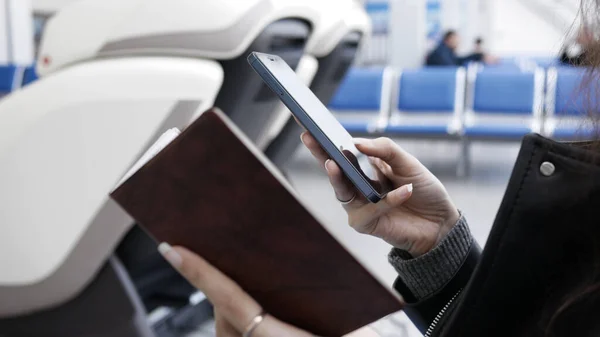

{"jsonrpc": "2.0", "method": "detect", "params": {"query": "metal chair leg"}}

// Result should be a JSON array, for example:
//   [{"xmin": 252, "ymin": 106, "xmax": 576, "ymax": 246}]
[{"xmin": 457, "ymin": 138, "xmax": 471, "ymax": 177}]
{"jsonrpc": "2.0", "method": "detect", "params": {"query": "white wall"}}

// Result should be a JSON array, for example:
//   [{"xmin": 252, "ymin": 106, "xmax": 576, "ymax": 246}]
[
  {"xmin": 0, "ymin": 1, "xmax": 9, "ymax": 63},
  {"xmin": 384, "ymin": 0, "xmax": 572, "ymax": 66},
  {"xmin": 8, "ymin": 0, "xmax": 34, "ymax": 65},
  {"xmin": 31, "ymin": 0, "xmax": 79, "ymax": 14},
  {"xmin": 441, "ymin": 0, "xmax": 460, "ymax": 32},
  {"xmin": 389, "ymin": 0, "xmax": 426, "ymax": 68},
  {"xmin": 0, "ymin": 0, "xmax": 34, "ymax": 64},
  {"xmin": 489, "ymin": 0, "xmax": 568, "ymax": 56},
  {"xmin": 440, "ymin": 0, "xmax": 493, "ymax": 55}
]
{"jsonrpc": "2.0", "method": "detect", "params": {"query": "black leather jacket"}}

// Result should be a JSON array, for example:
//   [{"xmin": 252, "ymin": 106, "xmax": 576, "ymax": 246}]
[{"xmin": 394, "ymin": 134, "xmax": 600, "ymax": 337}]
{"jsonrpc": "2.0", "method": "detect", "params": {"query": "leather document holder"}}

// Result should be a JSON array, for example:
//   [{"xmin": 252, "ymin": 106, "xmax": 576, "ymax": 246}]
[{"xmin": 110, "ymin": 108, "xmax": 402, "ymax": 336}]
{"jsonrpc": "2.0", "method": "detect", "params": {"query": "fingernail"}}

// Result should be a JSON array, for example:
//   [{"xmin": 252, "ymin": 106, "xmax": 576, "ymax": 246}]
[
  {"xmin": 324, "ymin": 159, "xmax": 331, "ymax": 172},
  {"xmin": 158, "ymin": 242, "xmax": 182, "ymax": 269},
  {"xmin": 354, "ymin": 138, "xmax": 368, "ymax": 145},
  {"xmin": 300, "ymin": 132, "xmax": 306, "ymax": 145},
  {"xmin": 406, "ymin": 183, "xmax": 413, "ymax": 194}
]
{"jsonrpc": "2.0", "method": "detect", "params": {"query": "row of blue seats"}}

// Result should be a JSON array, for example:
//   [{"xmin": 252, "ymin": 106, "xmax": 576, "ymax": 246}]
[
  {"xmin": 328, "ymin": 65, "xmax": 593, "ymax": 141},
  {"xmin": 493, "ymin": 56, "xmax": 559, "ymax": 70},
  {"xmin": 0, "ymin": 65, "xmax": 39, "ymax": 96}
]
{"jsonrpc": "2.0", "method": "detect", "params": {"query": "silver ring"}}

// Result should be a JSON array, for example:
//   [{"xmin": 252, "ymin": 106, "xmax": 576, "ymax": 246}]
[
  {"xmin": 338, "ymin": 193, "xmax": 356, "ymax": 205},
  {"xmin": 243, "ymin": 312, "xmax": 267, "ymax": 337}
]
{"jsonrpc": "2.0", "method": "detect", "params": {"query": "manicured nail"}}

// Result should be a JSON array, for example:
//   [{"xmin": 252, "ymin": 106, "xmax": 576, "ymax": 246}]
[
  {"xmin": 158, "ymin": 242, "xmax": 182, "ymax": 269},
  {"xmin": 354, "ymin": 138, "xmax": 368, "ymax": 145},
  {"xmin": 325, "ymin": 159, "xmax": 331, "ymax": 172}
]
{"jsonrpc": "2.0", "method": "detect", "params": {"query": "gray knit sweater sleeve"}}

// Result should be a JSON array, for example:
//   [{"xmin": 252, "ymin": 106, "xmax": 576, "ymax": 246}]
[{"xmin": 388, "ymin": 214, "xmax": 474, "ymax": 299}]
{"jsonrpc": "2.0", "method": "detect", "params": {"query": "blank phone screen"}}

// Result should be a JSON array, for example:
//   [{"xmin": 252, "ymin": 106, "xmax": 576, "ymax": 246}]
[{"xmin": 255, "ymin": 54, "xmax": 390, "ymax": 195}]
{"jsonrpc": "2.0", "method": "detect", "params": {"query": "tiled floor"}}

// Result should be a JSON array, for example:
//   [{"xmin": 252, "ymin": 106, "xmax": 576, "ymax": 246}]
[{"xmin": 189, "ymin": 139, "xmax": 520, "ymax": 337}]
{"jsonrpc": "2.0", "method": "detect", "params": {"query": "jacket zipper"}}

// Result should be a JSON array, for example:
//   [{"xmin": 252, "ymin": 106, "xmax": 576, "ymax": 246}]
[{"xmin": 423, "ymin": 289, "xmax": 463, "ymax": 337}]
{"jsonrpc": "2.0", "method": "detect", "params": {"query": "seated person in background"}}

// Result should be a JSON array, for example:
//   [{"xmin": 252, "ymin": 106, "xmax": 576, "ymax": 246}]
[
  {"xmin": 560, "ymin": 26, "xmax": 593, "ymax": 66},
  {"xmin": 474, "ymin": 37, "xmax": 484, "ymax": 54},
  {"xmin": 426, "ymin": 30, "xmax": 485, "ymax": 66},
  {"xmin": 472, "ymin": 37, "xmax": 499, "ymax": 64}
]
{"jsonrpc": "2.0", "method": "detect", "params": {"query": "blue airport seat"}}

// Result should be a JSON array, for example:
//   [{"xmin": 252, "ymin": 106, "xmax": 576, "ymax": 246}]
[
  {"xmin": 329, "ymin": 66, "xmax": 393, "ymax": 134},
  {"xmin": 487, "ymin": 57, "xmax": 544, "ymax": 72},
  {"xmin": 545, "ymin": 67, "xmax": 595, "ymax": 140},
  {"xmin": 532, "ymin": 56, "xmax": 559, "ymax": 69},
  {"xmin": 22, "ymin": 66, "xmax": 38, "ymax": 86},
  {"xmin": 498, "ymin": 57, "xmax": 517, "ymax": 64},
  {"xmin": 463, "ymin": 125, "xmax": 534, "ymax": 139},
  {"xmin": 482, "ymin": 63, "xmax": 523, "ymax": 71},
  {"xmin": 464, "ymin": 68, "xmax": 544, "ymax": 140},
  {"xmin": 473, "ymin": 70, "xmax": 537, "ymax": 113},
  {"xmin": 551, "ymin": 126, "xmax": 595, "ymax": 140},
  {"xmin": 385, "ymin": 124, "xmax": 450, "ymax": 135},
  {"xmin": 0, "ymin": 65, "xmax": 20, "ymax": 96},
  {"xmin": 385, "ymin": 67, "xmax": 465, "ymax": 137},
  {"xmin": 341, "ymin": 122, "xmax": 373, "ymax": 134},
  {"xmin": 329, "ymin": 68, "xmax": 384, "ymax": 111},
  {"xmin": 552, "ymin": 67, "xmax": 590, "ymax": 116},
  {"xmin": 398, "ymin": 68, "xmax": 458, "ymax": 111},
  {"xmin": 365, "ymin": 2, "xmax": 389, "ymax": 12}
]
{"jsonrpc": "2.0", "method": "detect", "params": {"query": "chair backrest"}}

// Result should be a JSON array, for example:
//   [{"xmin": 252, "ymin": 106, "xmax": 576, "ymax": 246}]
[
  {"xmin": 491, "ymin": 57, "xmax": 537, "ymax": 72},
  {"xmin": 329, "ymin": 67, "xmax": 391, "ymax": 112},
  {"xmin": 532, "ymin": 56, "xmax": 559, "ymax": 70},
  {"xmin": 22, "ymin": 66, "xmax": 39, "ymax": 86},
  {"xmin": 496, "ymin": 56, "xmax": 557, "ymax": 70},
  {"xmin": 0, "ymin": 65, "xmax": 20, "ymax": 94},
  {"xmin": 498, "ymin": 57, "xmax": 517, "ymax": 65},
  {"xmin": 396, "ymin": 67, "xmax": 465, "ymax": 113},
  {"xmin": 0, "ymin": 57, "xmax": 224, "ymax": 317},
  {"xmin": 481, "ymin": 63, "xmax": 524, "ymax": 72},
  {"xmin": 546, "ymin": 67, "xmax": 592, "ymax": 117},
  {"xmin": 471, "ymin": 68, "xmax": 544, "ymax": 116}
]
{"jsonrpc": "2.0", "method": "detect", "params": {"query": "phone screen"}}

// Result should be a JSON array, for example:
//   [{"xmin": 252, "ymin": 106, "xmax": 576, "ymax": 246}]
[{"xmin": 251, "ymin": 53, "xmax": 389, "ymax": 196}]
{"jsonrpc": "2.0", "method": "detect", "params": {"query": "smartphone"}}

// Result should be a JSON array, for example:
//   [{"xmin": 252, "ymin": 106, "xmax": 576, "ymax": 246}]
[{"xmin": 248, "ymin": 52, "xmax": 389, "ymax": 203}]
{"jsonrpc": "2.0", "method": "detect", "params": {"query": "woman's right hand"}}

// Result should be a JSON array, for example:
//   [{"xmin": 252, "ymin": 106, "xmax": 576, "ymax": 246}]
[{"xmin": 301, "ymin": 133, "xmax": 460, "ymax": 257}]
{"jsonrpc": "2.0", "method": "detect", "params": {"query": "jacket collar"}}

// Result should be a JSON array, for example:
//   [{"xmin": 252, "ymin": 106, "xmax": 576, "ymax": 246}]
[{"xmin": 526, "ymin": 133, "xmax": 600, "ymax": 168}]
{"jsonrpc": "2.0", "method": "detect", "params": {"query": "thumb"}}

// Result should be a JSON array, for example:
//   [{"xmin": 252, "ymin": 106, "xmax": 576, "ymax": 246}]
[{"xmin": 382, "ymin": 183, "xmax": 413, "ymax": 208}]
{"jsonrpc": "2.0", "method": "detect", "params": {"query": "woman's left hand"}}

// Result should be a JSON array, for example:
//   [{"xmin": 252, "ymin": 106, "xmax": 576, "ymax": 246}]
[
  {"xmin": 158, "ymin": 243, "xmax": 380, "ymax": 337},
  {"xmin": 159, "ymin": 243, "xmax": 313, "ymax": 337}
]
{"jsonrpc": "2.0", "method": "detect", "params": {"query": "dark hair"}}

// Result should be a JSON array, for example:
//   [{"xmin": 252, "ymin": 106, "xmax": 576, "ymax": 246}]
[
  {"xmin": 540, "ymin": 2, "xmax": 600, "ymax": 335},
  {"xmin": 543, "ymin": 236, "xmax": 600, "ymax": 337},
  {"xmin": 572, "ymin": 0, "xmax": 600, "ymax": 140},
  {"xmin": 475, "ymin": 37, "xmax": 483, "ymax": 45},
  {"xmin": 443, "ymin": 30, "xmax": 457, "ymax": 42}
]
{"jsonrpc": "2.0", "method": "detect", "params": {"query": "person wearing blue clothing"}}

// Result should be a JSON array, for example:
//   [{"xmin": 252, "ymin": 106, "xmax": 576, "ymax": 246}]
[{"xmin": 426, "ymin": 30, "xmax": 484, "ymax": 66}]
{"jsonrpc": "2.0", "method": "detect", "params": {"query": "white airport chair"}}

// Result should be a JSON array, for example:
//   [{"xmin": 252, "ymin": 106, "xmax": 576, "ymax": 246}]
[
  {"xmin": 0, "ymin": 0, "xmax": 325, "ymax": 335},
  {"xmin": 263, "ymin": 1, "xmax": 372, "ymax": 170}
]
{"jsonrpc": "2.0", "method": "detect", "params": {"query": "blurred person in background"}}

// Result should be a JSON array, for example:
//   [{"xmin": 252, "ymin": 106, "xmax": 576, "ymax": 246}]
[
  {"xmin": 474, "ymin": 37, "xmax": 484, "ymax": 54},
  {"xmin": 425, "ymin": 30, "xmax": 496, "ymax": 66},
  {"xmin": 560, "ymin": 26, "xmax": 593, "ymax": 66},
  {"xmin": 156, "ymin": 1, "xmax": 600, "ymax": 337},
  {"xmin": 473, "ymin": 36, "xmax": 498, "ymax": 64}
]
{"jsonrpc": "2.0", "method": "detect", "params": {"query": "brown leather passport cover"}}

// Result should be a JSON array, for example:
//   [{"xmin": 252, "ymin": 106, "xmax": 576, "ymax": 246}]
[{"xmin": 110, "ymin": 108, "xmax": 402, "ymax": 336}]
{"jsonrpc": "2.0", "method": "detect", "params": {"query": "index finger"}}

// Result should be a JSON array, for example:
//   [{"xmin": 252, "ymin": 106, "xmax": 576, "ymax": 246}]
[
  {"xmin": 301, "ymin": 132, "xmax": 329, "ymax": 165},
  {"xmin": 354, "ymin": 137, "xmax": 420, "ymax": 174}
]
